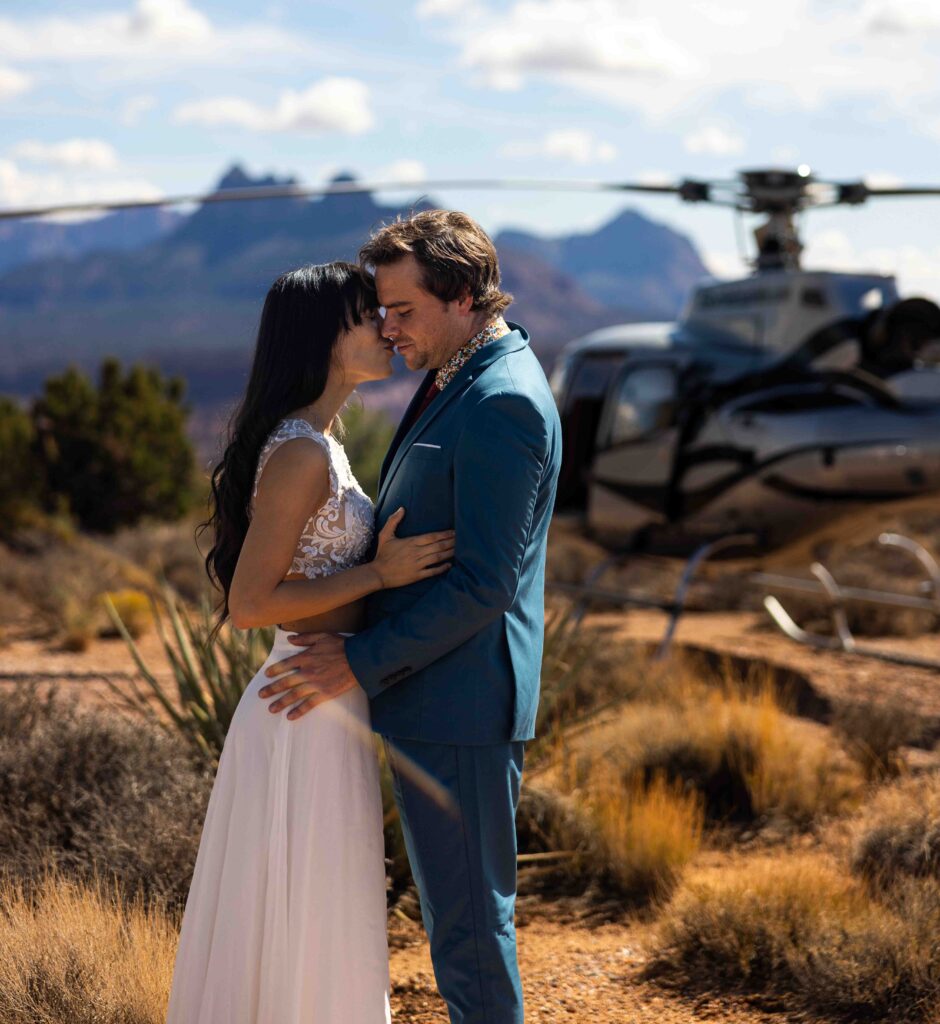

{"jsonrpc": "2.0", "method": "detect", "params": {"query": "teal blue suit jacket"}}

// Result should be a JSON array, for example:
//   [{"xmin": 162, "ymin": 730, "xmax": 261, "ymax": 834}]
[{"xmin": 345, "ymin": 323, "xmax": 562, "ymax": 744}]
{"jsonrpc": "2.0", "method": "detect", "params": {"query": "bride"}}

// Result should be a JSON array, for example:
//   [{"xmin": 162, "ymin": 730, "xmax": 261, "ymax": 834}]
[{"xmin": 164, "ymin": 261, "xmax": 455, "ymax": 1023}]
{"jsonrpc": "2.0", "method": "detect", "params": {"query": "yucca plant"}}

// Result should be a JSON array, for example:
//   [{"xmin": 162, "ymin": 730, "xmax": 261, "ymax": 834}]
[
  {"xmin": 104, "ymin": 586, "xmax": 273, "ymax": 766},
  {"xmin": 530, "ymin": 602, "xmax": 597, "ymax": 759}
]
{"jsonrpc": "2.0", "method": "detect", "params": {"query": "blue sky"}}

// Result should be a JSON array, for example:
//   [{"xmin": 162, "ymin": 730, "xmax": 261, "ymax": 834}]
[{"xmin": 3, "ymin": 0, "xmax": 940, "ymax": 296}]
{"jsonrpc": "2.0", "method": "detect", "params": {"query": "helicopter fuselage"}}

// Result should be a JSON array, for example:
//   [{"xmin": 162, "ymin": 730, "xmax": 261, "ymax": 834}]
[{"xmin": 551, "ymin": 269, "xmax": 940, "ymax": 552}]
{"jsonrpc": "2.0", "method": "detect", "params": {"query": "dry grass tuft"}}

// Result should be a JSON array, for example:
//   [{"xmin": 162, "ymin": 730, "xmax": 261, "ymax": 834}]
[
  {"xmin": 531, "ymin": 602, "xmax": 682, "ymax": 763},
  {"xmin": 0, "ymin": 516, "xmax": 208, "ymax": 645},
  {"xmin": 648, "ymin": 852, "xmax": 940, "ymax": 1022},
  {"xmin": 850, "ymin": 772, "xmax": 940, "ymax": 890},
  {"xmin": 832, "ymin": 696, "xmax": 924, "ymax": 782},
  {"xmin": 0, "ymin": 867, "xmax": 176, "ymax": 1024},
  {"xmin": 0, "ymin": 684, "xmax": 211, "ymax": 913},
  {"xmin": 586, "ymin": 766, "xmax": 704, "ymax": 907},
  {"xmin": 566, "ymin": 674, "xmax": 862, "ymax": 829},
  {"xmin": 102, "ymin": 517, "xmax": 209, "ymax": 604},
  {"xmin": 518, "ymin": 740, "xmax": 704, "ymax": 914}
]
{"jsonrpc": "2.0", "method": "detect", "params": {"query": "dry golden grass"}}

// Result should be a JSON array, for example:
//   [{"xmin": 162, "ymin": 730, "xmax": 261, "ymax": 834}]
[
  {"xmin": 0, "ymin": 867, "xmax": 176, "ymax": 1024},
  {"xmin": 647, "ymin": 852, "xmax": 940, "ymax": 1021},
  {"xmin": 563, "ymin": 672, "xmax": 863, "ymax": 829},
  {"xmin": 585, "ymin": 766, "xmax": 704, "ymax": 907},
  {"xmin": 523, "ymin": 729, "xmax": 705, "ymax": 912}
]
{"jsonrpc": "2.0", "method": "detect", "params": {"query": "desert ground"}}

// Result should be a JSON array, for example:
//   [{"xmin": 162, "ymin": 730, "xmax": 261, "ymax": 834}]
[{"xmin": 3, "ymin": 523, "xmax": 939, "ymax": 1022}]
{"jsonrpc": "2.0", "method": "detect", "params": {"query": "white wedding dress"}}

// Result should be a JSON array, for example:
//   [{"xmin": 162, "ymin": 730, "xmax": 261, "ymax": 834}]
[{"xmin": 165, "ymin": 418, "xmax": 392, "ymax": 1024}]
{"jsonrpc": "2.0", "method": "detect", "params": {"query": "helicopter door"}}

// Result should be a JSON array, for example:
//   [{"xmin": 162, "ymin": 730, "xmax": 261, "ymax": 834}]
[
  {"xmin": 555, "ymin": 351, "xmax": 628, "ymax": 511},
  {"xmin": 588, "ymin": 361, "xmax": 682, "ymax": 536}
]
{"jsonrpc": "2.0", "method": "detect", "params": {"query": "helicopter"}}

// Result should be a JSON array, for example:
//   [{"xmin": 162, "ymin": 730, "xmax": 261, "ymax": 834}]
[
  {"xmin": 9, "ymin": 164, "xmax": 940, "ymax": 558},
  {"xmin": 547, "ymin": 167, "xmax": 940, "ymax": 554}
]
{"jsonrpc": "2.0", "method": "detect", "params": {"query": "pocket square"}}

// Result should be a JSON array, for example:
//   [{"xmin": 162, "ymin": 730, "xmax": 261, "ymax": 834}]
[{"xmin": 412, "ymin": 443, "xmax": 442, "ymax": 449}]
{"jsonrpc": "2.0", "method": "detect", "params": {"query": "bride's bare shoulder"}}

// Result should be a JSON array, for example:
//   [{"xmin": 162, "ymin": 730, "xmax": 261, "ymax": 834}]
[{"xmin": 253, "ymin": 434, "xmax": 331, "ymax": 511}]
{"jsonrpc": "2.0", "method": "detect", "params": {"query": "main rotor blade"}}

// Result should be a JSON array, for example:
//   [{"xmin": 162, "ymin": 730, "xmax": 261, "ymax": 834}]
[
  {"xmin": 863, "ymin": 186, "xmax": 940, "ymax": 196},
  {"xmin": 818, "ymin": 180, "xmax": 940, "ymax": 206},
  {"xmin": 0, "ymin": 177, "xmax": 684, "ymax": 222}
]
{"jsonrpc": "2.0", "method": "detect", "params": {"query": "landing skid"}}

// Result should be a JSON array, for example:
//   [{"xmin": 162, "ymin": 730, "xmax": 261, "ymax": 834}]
[
  {"xmin": 548, "ymin": 530, "xmax": 940, "ymax": 671},
  {"xmin": 758, "ymin": 532, "xmax": 940, "ymax": 670},
  {"xmin": 547, "ymin": 531, "xmax": 759, "ymax": 660}
]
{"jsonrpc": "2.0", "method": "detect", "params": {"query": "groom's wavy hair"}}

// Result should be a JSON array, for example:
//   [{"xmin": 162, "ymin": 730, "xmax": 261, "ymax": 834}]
[
  {"xmin": 359, "ymin": 209, "xmax": 512, "ymax": 316},
  {"xmin": 200, "ymin": 262, "xmax": 377, "ymax": 629}
]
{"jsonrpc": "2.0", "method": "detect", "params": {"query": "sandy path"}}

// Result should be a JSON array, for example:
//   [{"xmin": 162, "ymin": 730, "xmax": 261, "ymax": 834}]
[{"xmin": 388, "ymin": 914, "xmax": 811, "ymax": 1023}]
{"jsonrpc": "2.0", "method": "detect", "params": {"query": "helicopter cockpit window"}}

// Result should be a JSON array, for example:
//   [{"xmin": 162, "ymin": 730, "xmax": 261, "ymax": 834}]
[
  {"xmin": 609, "ymin": 364, "xmax": 679, "ymax": 444},
  {"xmin": 568, "ymin": 353, "xmax": 626, "ymax": 399}
]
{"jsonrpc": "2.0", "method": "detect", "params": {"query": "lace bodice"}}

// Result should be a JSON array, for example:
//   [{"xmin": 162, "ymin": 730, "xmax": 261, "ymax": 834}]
[{"xmin": 249, "ymin": 418, "xmax": 374, "ymax": 579}]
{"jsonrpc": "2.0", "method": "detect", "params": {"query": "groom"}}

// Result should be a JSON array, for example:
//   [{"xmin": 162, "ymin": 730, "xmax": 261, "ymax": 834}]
[{"xmin": 261, "ymin": 209, "xmax": 561, "ymax": 1023}]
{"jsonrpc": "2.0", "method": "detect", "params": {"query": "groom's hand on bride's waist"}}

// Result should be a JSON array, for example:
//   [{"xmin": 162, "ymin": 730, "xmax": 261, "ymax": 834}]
[{"xmin": 258, "ymin": 633, "xmax": 357, "ymax": 720}]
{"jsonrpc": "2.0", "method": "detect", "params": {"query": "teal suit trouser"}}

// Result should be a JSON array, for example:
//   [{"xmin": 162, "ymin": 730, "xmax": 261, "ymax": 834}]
[{"xmin": 383, "ymin": 736, "xmax": 526, "ymax": 1024}]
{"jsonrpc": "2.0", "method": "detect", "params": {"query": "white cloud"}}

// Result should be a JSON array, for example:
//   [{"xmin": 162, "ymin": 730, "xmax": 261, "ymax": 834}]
[
  {"xmin": 702, "ymin": 248, "xmax": 745, "ymax": 280},
  {"xmin": 502, "ymin": 129, "xmax": 617, "ymax": 165},
  {"xmin": 460, "ymin": 0, "xmax": 697, "ymax": 91},
  {"xmin": 771, "ymin": 145, "xmax": 801, "ymax": 165},
  {"xmin": 804, "ymin": 228, "xmax": 940, "ymax": 299},
  {"xmin": 636, "ymin": 169, "xmax": 675, "ymax": 186},
  {"xmin": 174, "ymin": 78, "xmax": 373, "ymax": 135},
  {"xmin": 175, "ymin": 97, "xmax": 264, "ymax": 129},
  {"xmin": 376, "ymin": 159, "xmax": 427, "ymax": 182},
  {"xmin": 119, "ymin": 94, "xmax": 157, "ymax": 126},
  {"xmin": 127, "ymin": 0, "xmax": 211, "ymax": 41},
  {"xmin": 0, "ymin": 158, "xmax": 162, "ymax": 219},
  {"xmin": 706, "ymin": 229, "xmax": 940, "ymax": 300},
  {"xmin": 0, "ymin": 66, "xmax": 29, "ymax": 100},
  {"xmin": 683, "ymin": 123, "xmax": 745, "ymax": 156},
  {"xmin": 424, "ymin": 0, "xmax": 940, "ymax": 131},
  {"xmin": 10, "ymin": 139, "xmax": 119, "ymax": 171},
  {"xmin": 417, "ymin": 0, "xmax": 481, "ymax": 16},
  {"xmin": 862, "ymin": 0, "xmax": 940, "ymax": 34},
  {"xmin": 0, "ymin": 0, "xmax": 309, "ymax": 67}
]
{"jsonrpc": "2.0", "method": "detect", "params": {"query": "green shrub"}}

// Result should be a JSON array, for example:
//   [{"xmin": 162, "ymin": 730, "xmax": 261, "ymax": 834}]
[
  {"xmin": 33, "ymin": 358, "xmax": 197, "ymax": 532},
  {"xmin": 0, "ymin": 396, "xmax": 41, "ymax": 534}
]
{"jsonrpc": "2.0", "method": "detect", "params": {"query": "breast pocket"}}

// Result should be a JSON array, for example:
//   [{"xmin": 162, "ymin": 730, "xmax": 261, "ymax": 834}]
[{"xmin": 406, "ymin": 445, "xmax": 446, "ymax": 462}]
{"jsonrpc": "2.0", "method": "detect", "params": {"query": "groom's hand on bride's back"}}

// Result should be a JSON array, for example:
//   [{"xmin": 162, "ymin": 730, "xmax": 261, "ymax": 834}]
[{"xmin": 371, "ymin": 506, "xmax": 454, "ymax": 589}]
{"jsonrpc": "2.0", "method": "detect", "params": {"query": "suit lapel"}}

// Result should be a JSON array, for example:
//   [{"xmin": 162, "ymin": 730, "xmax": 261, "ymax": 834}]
[{"xmin": 375, "ymin": 324, "xmax": 529, "ymax": 511}]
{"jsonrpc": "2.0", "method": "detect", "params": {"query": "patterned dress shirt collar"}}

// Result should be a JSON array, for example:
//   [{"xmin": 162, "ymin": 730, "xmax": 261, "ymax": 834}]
[{"xmin": 433, "ymin": 316, "xmax": 510, "ymax": 391}]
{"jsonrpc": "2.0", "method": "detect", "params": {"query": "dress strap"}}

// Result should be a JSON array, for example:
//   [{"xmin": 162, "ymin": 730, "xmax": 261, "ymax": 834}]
[{"xmin": 251, "ymin": 419, "xmax": 339, "ymax": 502}]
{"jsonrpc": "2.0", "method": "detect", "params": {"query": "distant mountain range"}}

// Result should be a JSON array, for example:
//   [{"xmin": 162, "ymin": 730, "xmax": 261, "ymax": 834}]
[
  {"xmin": 0, "ymin": 165, "xmax": 712, "ymax": 408},
  {"xmin": 0, "ymin": 206, "xmax": 183, "ymax": 277}
]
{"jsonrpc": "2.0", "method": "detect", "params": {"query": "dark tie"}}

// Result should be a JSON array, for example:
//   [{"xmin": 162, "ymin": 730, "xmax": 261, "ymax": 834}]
[{"xmin": 403, "ymin": 380, "xmax": 440, "ymax": 435}]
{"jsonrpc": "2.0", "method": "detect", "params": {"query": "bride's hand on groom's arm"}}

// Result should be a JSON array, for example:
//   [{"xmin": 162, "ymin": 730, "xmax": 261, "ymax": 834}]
[
  {"xmin": 258, "ymin": 633, "xmax": 355, "ymax": 720},
  {"xmin": 372, "ymin": 507, "xmax": 454, "ymax": 589}
]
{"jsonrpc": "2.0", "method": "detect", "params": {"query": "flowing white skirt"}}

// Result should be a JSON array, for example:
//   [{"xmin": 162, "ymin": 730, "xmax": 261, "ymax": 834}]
[{"xmin": 165, "ymin": 628, "xmax": 392, "ymax": 1024}]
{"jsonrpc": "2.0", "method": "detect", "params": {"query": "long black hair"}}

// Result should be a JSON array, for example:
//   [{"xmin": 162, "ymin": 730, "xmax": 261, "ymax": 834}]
[{"xmin": 202, "ymin": 261, "xmax": 376, "ymax": 625}]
